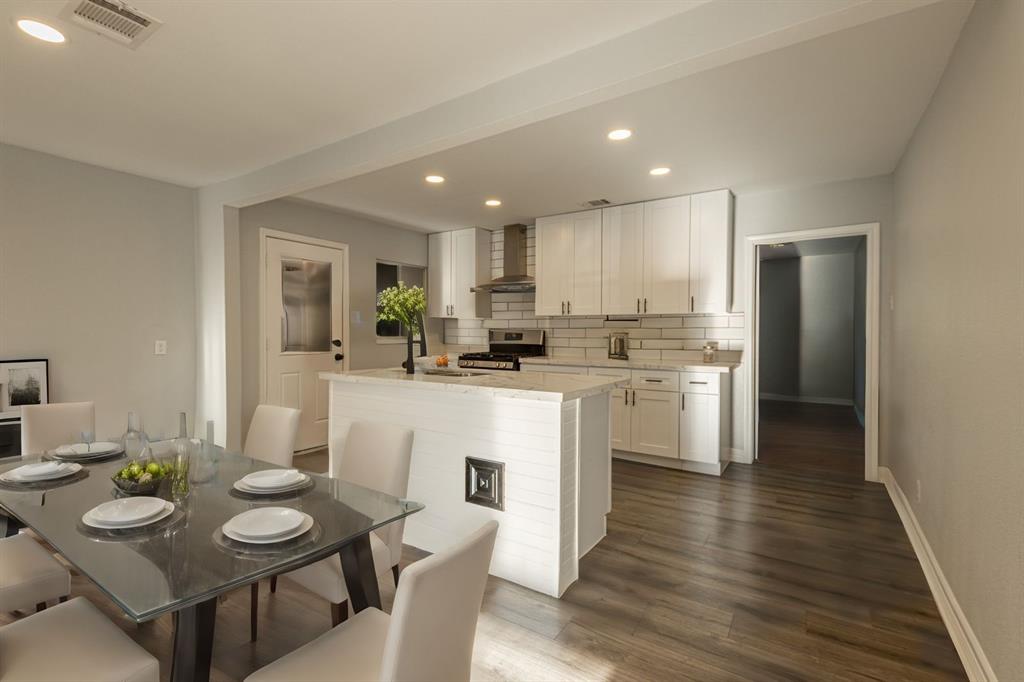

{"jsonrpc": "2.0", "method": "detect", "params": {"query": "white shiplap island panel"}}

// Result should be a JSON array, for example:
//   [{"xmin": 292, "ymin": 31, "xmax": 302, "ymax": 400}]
[{"xmin": 322, "ymin": 369, "xmax": 621, "ymax": 597}]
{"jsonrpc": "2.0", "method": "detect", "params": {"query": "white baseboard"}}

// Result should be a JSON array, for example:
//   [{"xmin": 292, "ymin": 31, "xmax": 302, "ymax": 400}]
[
  {"xmin": 759, "ymin": 393, "xmax": 854, "ymax": 406},
  {"xmin": 729, "ymin": 447, "xmax": 751, "ymax": 464},
  {"xmin": 878, "ymin": 467, "xmax": 996, "ymax": 682}
]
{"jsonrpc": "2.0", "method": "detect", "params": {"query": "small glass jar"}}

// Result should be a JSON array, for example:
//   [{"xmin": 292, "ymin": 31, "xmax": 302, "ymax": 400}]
[{"xmin": 702, "ymin": 343, "xmax": 717, "ymax": 364}]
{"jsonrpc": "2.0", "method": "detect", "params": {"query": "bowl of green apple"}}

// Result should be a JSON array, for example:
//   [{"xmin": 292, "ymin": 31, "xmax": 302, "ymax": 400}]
[{"xmin": 112, "ymin": 459, "xmax": 173, "ymax": 496}]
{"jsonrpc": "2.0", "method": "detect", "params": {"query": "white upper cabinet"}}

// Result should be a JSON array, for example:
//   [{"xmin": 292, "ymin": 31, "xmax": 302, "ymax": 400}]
[
  {"xmin": 689, "ymin": 189, "xmax": 734, "ymax": 313},
  {"xmin": 427, "ymin": 228, "xmax": 491, "ymax": 319},
  {"xmin": 535, "ymin": 209, "xmax": 601, "ymax": 316},
  {"xmin": 642, "ymin": 196, "xmax": 691, "ymax": 314},
  {"xmin": 601, "ymin": 203, "xmax": 644, "ymax": 315}
]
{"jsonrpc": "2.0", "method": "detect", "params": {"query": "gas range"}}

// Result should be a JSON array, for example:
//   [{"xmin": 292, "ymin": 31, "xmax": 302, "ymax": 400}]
[{"xmin": 458, "ymin": 329, "xmax": 545, "ymax": 371}]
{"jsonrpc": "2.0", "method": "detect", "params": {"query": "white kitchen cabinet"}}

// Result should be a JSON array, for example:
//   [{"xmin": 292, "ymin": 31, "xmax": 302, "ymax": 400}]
[
  {"xmin": 601, "ymin": 203, "xmax": 644, "ymax": 315},
  {"xmin": 679, "ymin": 371, "xmax": 731, "ymax": 466},
  {"xmin": 630, "ymin": 389, "xmax": 680, "ymax": 458},
  {"xmin": 689, "ymin": 189, "xmax": 734, "ymax": 313},
  {"xmin": 427, "ymin": 228, "xmax": 491, "ymax": 319},
  {"xmin": 534, "ymin": 210, "xmax": 601, "ymax": 316},
  {"xmin": 643, "ymin": 196, "xmax": 691, "ymax": 314},
  {"xmin": 588, "ymin": 367, "xmax": 632, "ymax": 450}
]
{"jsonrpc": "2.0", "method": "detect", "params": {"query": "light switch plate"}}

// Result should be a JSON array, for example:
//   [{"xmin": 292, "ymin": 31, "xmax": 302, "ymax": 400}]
[{"xmin": 154, "ymin": 340, "xmax": 167, "ymax": 355}]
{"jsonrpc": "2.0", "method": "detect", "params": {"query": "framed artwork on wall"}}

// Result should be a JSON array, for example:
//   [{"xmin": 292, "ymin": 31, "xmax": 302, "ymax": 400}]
[{"xmin": 0, "ymin": 359, "xmax": 49, "ymax": 421}]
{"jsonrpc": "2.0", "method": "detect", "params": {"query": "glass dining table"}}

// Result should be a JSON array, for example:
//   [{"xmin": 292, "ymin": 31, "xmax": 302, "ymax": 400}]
[{"xmin": 0, "ymin": 444, "xmax": 424, "ymax": 682}]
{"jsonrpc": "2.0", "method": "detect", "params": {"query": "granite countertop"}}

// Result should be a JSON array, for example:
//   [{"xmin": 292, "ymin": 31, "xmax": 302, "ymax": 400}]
[
  {"xmin": 518, "ymin": 356, "xmax": 739, "ymax": 374},
  {"xmin": 320, "ymin": 368, "xmax": 628, "ymax": 402}
]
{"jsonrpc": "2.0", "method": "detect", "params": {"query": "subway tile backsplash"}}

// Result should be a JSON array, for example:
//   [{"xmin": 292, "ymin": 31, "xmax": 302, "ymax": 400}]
[{"xmin": 442, "ymin": 228, "xmax": 744, "ymax": 362}]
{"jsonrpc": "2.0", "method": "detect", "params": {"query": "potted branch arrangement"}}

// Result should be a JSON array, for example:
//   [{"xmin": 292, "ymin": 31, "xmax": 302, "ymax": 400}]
[{"xmin": 377, "ymin": 282, "xmax": 427, "ymax": 375}]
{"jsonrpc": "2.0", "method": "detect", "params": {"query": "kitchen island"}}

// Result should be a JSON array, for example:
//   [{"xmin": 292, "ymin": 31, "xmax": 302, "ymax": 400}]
[{"xmin": 321, "ymin": 368, "xmax": 626, "ymax": 597}]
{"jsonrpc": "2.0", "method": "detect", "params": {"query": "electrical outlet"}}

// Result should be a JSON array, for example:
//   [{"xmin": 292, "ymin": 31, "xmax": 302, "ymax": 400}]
[
  {"xmin": 915, "ymin": 479, "xmax": 922, "ymax": 503},
  {"xmin": 154, "ymin": 340, "xmax": 167, "ymax": 356}
]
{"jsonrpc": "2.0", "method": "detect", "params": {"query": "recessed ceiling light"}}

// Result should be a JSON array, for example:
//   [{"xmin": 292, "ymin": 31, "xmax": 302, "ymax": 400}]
[
  {"xmin": 649, "ymin": 167, "xmax": 671, "ymax": 176},
  {"xmin": 485, "ymin": 199, "xmax": 502, "ymax": 207},
  {"xmin": 607, "ymin": 129, "xmax": 632, "ymax": 141},
  {"xmin": 17, "ymin": 19, "xmax": 65, "ymax": 43},
  {"xmin": 424, "ymin": 175, "xmax": 445, "ymax": 184}
]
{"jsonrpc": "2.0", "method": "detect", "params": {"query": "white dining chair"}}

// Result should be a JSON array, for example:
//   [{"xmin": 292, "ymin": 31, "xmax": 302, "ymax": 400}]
[
  {"xmin": 0, "ymin": 597, "xmax": 159, "ymax": 682},
  {"xmin": 243, "ymin": 405, "xmax": 301, "ymax": 467},
  {"xmin": 0, "ymin": 533, "xmax": 70, "ymax": 614},
  {"xmin": 250, "ymin": 421, "xmax": 413, "ymax": 641},
  {"xmin": 19, "ymin": 401, "xmax": 95, "ymax": 456},
  {"xmin": 245, "ymin": 520, "xmax": 498, "ymax": 682}
]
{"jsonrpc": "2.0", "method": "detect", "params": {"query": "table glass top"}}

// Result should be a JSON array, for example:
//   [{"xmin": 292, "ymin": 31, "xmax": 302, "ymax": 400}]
[{"xmin": 0, "ymin": 445, "xmax": 423, "ymax": 621}]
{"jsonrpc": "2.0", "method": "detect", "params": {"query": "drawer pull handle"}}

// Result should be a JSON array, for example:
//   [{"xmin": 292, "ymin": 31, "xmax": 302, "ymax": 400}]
[
  {"xmin": 642, "ymin": 379, "xmax": 664, "ymax": 383},
  {"xmin": 689, "ymin": 381, "xmax": 708, "ymax": 385}
]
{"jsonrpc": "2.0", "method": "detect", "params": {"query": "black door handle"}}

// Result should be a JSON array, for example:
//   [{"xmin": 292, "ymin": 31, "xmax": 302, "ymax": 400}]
[{"xmin": 334, "ymin": 353, "xmax": 343, "ymax": 361}]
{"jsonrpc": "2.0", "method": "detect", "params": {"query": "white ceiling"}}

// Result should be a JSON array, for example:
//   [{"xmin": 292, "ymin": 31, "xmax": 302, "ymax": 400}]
[
  {"xmin": 0, "ymin": 0, "xmax": 703, "ymax": 186},
  {"xmin": 295, "ymin": 0, "xmax": 970, "ymax": 233},
  {"xmin": 759, "ymin": 236, "xmax": 866, "ymax": 261}
]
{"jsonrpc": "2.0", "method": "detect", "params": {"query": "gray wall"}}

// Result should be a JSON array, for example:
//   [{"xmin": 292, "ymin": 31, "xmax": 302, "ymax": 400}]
[
  {"xmin": 0, "ymin": 144, "xmax": 196, "ymax": 440},
  {"xmin": 758, "ymin": 259, "xmax": 800, "ymax": 396},
  {"xmin": 237, "ymin": 199, "xmax": 442, "ymax": 437},
  {"xmin": 852, "ymin": 239, "xmax": 866, "ymax": 420},
  {"xmin": 799, "ymin": 253, "xmax": 855, "ymax": 400},
  {"xmin": 884, "ymin": 0, "xmax": 1023, "ymax": 677}
]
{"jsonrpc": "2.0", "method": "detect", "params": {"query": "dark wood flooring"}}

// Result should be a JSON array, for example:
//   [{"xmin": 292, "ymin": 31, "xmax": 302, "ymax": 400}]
[
  {"xmin": 758, "ymin": 400, "xmax": 865, "ymax": 477},
  {"xmin": 3, "ymin": 446, "xmax": 965, "ymax": 681}
]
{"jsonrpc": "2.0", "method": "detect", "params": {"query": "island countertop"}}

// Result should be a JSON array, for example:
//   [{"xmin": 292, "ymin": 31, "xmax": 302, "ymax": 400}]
[{"xmin": 320, "ymin": 368, "xmax": 627, "ymax": 402}]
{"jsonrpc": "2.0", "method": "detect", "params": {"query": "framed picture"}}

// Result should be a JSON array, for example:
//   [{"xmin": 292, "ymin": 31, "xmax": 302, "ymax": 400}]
[{"xmin": 0, "ymin": 359, "xmax": 49, "ymax": 421}]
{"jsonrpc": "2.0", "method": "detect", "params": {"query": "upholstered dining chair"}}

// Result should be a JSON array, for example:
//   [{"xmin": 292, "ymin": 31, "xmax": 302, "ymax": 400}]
[
  {"xmin": 0, "ymin": 533, "xmax": 70, "ymax": 614},
  {"xmin": 250, "ymin": 421, "xmax": 413, "ymax": 641},
  {"xmin": 19, "ymin": 401, "xmax": 95, "ymax": 456},
  {"xmin": 243, "ymin": 405, "xmax": 301, "ymax": 467},
  {"xmin": 0, "ymin": 597, "xmax": 159, "ymax": 682},
  {"xmin": 245, "ymin": 521, "xmax": 498, "ymax": 682}
]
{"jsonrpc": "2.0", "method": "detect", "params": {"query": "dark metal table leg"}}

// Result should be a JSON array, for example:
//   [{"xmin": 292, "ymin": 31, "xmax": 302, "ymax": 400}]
[
  {"xmin": 339, "ymin": 533, "xmax": 382, "ymax": 613},
  {"xmin": 171, "ymin": 597, "xmax": 217, "ymax": 682}
]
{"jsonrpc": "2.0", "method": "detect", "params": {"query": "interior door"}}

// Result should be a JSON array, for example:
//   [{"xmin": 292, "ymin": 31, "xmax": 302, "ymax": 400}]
[
  {"xmin": 569, "ymin": 210, "xmax": 602, "ymax": 315},
  {"xmin": 630, "ymin": 389, "xmax": 680, "ymax": 458},
  {"xmin": 643, "ymin": 196, "xmax": 691, "ymax": 314},
  {"xmin": 427, "ymin": 231, "xmax": 452, "ymax": 317},
  {"xmin": 602, "ymin": 204, "xmax": 644, "ymax": 314},
  {"xmin": 264, "ymin": 237, "xmax": 346, "ymax": 451},
  {"xmin": 680, "ymin": 393, "xmax": 718, "ymax": 463},
  {"xmin": 535, "ymin": 215, "xmax": 570, "ymax": 316}
]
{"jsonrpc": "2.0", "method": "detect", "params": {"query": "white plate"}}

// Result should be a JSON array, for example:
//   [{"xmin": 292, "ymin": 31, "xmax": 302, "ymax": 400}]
[
  {"xmin": 222, "ymin": 513, "xmax": 313, "ymax": 545},
  {"xmin": 2, "ymin": 462, "xmax": 82, "ymax": 482},
  {"xmin": 240, "ymin": 469, "xmax": 304, "ymax": 490},
  {"xmin": 83, "ymin": 501, "xmax": 174, "ymax": 530},
  {"xmin": 233, "ymin": 474, "xmax": 310, "ymax": 495},
  {"xmin": 224, "ymin": 507, "xmax": 305, "ymax": 539},
  {"xmin": 89, "ymin": 497, "xmax": 167, "ymax": 526},
  {"xmin": 55, "ymin": 442, "xmax": 121, "ymax": 456}
]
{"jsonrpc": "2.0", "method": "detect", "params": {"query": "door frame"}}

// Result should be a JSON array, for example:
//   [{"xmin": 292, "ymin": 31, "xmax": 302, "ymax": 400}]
[
  {"xmin": 258, "ymin": 228, "xmax": 351, "ymax": 410},
  {"xmin": 742, "ymin": 222, "xmax": 880, "ymax": 481}
]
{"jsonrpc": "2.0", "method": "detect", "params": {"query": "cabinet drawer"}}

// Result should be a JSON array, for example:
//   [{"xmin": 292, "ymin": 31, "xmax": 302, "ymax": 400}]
[
  {"xmin": 588, "ymin": 367, "xmax": 632, "ymax": 379},
  {"xmin": 681, "ymin": 372, "xmax": 720, "ymax": 394},
  {"xmin": 630, "ymin": 369, "xmax": 680, "ymax": 392}
]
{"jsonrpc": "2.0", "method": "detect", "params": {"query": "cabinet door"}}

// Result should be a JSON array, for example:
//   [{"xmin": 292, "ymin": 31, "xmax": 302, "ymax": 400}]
[
  {"xmin": 680, "ymin": 392, "xmax": 719, "ymax": 463},
  {"xmin": 427, "ymin": 231, "xmax": 452, "ymax": 317},
  {"xmin": 643, "ymin": 196, "xmax": 691, "ymax": 314},
  {"xmin": 689, "ymin": 190, "xmax": 733, "ymax": 313},
  {"xmin": 569, "ymin": 210, "xmax": 602, "ymax": 315},
  {"xmin": 451, "ymin": 228, "xmax": 478, "ymax": 319},
  {"xmin": 535, "ymin": 215, "xmax": 571, "ymax": 316},
  {"xmin": 629, "ymin": 389, "xmax": 680, "ymax": 458},
  {"xmin": 609, "ymin": 388, "xmax": 631, "ymax": 450},
  {"xmin": 601, "ymin": 204, "xmax": 644, "ymax": 315}
]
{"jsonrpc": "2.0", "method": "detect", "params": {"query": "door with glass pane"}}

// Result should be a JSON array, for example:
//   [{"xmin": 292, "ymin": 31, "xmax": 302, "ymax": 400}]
[{"xmin": 264, "ymin": 236, "xmax": 346, "ymax": 451}]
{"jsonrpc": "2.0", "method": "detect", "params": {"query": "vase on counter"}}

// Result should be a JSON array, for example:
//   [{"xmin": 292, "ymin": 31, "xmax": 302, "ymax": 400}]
[
  {"xmin": 121, "ymin": 412, "xmax": 149, "ymax": 459},
  {"xmin": 405, "ymin": 329, "xmax": 415, "ymax": 374}
]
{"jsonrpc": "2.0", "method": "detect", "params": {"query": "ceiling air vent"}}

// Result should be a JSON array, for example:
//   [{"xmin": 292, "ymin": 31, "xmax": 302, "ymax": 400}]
[
  {"xmin": 61, "ymin": 0, "xmax": 162, "ymax": 49},
  {"xmin": 581, "ymin": 199, "xmax": 612, "ymax": 208}
]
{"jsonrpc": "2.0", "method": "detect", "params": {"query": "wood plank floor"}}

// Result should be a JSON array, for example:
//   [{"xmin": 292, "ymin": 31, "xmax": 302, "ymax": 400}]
[
  {"xmin": 3, "ymin": 449, "xmax": 965, "ymax": 681},
  {"xmin": 758, "ymin": 400, "xmax": 865, "ymax": 477}
]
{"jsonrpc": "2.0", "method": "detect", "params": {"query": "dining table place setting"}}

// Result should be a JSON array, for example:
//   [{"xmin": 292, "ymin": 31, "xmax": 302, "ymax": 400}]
[
  {"xmin": 230, "ymin": 467, "xmax": 314, "ymax": 499},
  {"xmin": 48, "ymin": 439, "xmax": 125, "ymax": 463},
  {"xmin": 78, "ymin": 495, "xmax": 183, "ymax": 539},
  {"xmin": 0, "ymin": 459, "xmax": 88, "ymax": 491}
]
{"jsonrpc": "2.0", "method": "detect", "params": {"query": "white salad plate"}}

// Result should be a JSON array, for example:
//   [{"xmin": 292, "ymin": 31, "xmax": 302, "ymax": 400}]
[
  {"xmin": 240, "ymin": 469, "xmax": 305, "ymax": 490},
  {"xmin": 1, "ymin": 461, "xmax": 82, "ymax": 482},
  {"xmin": 55, "ymin": 442, "xmax": 121, "ymax": 456},
  {"xmin": 233, "ymin": 474, "xmax": 310, "ymax": 495},
  {"xmin": 223, "ymin": 507, "xmax": 306, "ymax": 539},
  {"xmin": 88, "ymin": 497, "xmax": 167, "ymax": 526},
  {"xmin": 222, "ymin": 513, "xmax": 314, "ymax": 545},
  {"xmin": 83, "ymin": 501, "xmax": 175, "ymax": 530}
]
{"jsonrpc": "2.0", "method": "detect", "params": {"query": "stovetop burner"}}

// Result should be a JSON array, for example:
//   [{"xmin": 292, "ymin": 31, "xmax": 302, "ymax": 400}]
[{"xmin": 458, "ymin": 329, "xmax": 545, "ymax": 371}]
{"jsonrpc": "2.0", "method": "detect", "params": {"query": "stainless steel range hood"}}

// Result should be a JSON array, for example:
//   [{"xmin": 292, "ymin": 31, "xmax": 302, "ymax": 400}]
[{"xmin": 471, "ymin": 224, "xmax": 535, "ymax": 293}]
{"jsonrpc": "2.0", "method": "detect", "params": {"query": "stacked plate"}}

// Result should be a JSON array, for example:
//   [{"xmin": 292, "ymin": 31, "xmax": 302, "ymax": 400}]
[
  {"xmin": 53, "ymin": 441, "xmax": 123, "ymax": 462},
  {"xmin": 233, "ymin": 469, "xmax": 310, "ymax": 495},
  {"xmin": 82, "ymin": 497, "xmax": 175, "ymax": 530},
  {"xmin": 222, "ymin": 507, "xmax": 313, "ymax": 544},
  {"xmin": 1, "ymin": 460, "xmax": 82, "ymax": 484}
]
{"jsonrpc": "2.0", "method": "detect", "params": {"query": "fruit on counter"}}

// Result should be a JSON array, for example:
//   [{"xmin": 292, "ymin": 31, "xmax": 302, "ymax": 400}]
[{"xmin": 436, "ymin": 353, "xmax": 449, "ymax": 367}]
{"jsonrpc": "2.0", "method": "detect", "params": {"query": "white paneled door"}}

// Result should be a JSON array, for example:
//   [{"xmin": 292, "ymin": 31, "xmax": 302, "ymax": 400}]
[{"xmin": 263, "ymin": 235, "xmax": 347, "ymax": 451}]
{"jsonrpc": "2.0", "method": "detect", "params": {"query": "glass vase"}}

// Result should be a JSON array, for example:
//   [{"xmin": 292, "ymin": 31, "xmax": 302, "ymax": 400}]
[{"xmin": 122, "ymin": 412, "xmax": 149, "ymax": 459}]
